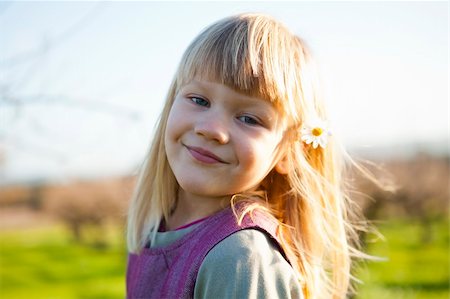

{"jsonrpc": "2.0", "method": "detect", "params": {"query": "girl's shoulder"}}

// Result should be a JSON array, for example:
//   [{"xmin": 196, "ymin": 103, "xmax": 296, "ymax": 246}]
[{"xmin": 194, "ymin": 228, "xmax": 303, "ymax": 299}]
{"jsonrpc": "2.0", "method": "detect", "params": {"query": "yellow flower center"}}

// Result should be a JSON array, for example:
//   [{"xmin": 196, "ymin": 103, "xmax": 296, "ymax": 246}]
[{"xmin": 312, "ymin": 127, "xmax": 323, "ymax": 136}]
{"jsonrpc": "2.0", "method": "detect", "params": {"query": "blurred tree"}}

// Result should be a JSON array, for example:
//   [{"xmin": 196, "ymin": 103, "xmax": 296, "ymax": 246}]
[
  {"xmin": 352, "ymin": 152, "xmax": 449, "ymax": 244},
  {"xmin": 44, "ymin": 177, "xmax": 133, "ymax": 246},
  {"xmin": 0, "ymin": 2, "xmax": 140, "ymax": 182}
]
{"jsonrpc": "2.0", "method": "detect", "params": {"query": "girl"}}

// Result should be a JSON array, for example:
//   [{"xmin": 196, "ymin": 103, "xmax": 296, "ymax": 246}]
[{"xmin": 127, "ymin": 13, "xmax": 362, "ymax": 299}]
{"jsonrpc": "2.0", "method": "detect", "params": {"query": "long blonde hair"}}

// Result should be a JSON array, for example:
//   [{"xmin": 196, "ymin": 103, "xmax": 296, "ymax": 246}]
[{"xmin": 128, "ymin": 13, "xmax": 363, "ymax": 299}]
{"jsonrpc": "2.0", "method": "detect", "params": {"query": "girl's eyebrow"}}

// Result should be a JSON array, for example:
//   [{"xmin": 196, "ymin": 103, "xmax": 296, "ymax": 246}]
[
  {"xmin": 180, "ymin": 82, "xmax": 212, "ymax": 97},
  {"xmin": 184, "ymin": 79, "xmax": 208, "ymax": 89}
]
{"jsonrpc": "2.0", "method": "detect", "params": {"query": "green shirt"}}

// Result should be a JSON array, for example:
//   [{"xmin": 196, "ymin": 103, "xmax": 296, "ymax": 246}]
[{"xmin": 150, "ymin": 224, "xmax": 303, "ymax": 299}]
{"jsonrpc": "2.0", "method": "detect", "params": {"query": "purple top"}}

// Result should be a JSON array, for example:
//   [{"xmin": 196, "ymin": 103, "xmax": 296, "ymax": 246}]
[{"xmin": 126, "ymin": 205, "xmax": 288, "ymax": 299}]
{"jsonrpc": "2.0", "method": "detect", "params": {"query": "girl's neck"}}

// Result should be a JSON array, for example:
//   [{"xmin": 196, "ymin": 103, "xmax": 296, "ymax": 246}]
[{"xmin": 166, "ymin": 190, "xmax": 230, "ymax": 231}]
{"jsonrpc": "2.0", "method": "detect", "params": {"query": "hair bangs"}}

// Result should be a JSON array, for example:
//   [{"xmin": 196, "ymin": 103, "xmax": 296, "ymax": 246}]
[{"xmin": 175, "ymin": 15, "xmax": 301, "ymax": 118}]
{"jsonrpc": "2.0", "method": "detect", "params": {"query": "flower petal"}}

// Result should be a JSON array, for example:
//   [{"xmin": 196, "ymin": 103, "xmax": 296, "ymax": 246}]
[
  {"xmin": 305, "ymin": 138, "xmax": 313, "ymax": 144},
  {"xmin": 301, "ymin": 118, "xmax": 331, "ymax": 149},
  {"xmin": 312, "ymin": 140, "xmax": 319, "ymax": 149}
]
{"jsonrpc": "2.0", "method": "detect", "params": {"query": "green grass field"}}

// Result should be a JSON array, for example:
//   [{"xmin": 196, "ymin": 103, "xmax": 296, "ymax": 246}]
[
  {"xmin": 0, "ymin": 218, "xmax": 448, "ymax": 298},
  {"xmin": 0, "ymin": 224, "xmax": 127, "ymax": 299},
  {"xmin": 355, "ymin": 218, "xmax": 449, "ymax": 299}
]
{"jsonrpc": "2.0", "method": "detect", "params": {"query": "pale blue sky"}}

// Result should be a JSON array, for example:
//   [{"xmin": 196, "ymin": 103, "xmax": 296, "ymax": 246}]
[{"xmin": 0, "ymin": 1, "xmax": 448, "ymax": 185}]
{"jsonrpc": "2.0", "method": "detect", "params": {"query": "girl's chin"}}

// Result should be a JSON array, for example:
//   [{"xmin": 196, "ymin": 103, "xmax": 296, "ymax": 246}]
[{"xmin": 177, "ymin": 184, "xmax": 231, "ymax": 199}]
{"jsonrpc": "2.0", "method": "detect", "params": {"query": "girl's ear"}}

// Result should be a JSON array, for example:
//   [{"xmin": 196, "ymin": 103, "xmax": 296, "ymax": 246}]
[{"xmin": 274, "ymin": 154, "xmax": 289, "ymax": 175}]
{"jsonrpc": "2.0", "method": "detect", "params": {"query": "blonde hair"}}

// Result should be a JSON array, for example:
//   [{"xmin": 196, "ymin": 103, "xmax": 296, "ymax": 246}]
[{"xmin": 128, "ymin": 13, "xmax": 363, "ymax": 299}]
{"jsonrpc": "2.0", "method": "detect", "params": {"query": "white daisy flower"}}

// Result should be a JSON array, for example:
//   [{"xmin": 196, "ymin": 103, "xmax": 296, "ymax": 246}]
[{"xmin": 301, "ymin": 119, "xmax": 332, "ymax": 149}]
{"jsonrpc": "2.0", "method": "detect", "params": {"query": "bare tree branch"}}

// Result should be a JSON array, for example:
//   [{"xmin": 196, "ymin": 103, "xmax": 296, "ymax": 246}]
[{"xmin": 1, "ymin": 2, "xmax": 107, "ymax": 68}]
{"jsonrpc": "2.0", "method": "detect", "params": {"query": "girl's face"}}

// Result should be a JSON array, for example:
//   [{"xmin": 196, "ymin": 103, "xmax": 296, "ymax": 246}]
[{"xmin": 164, "ymin": 79, "xmax": 287, "ymax": 201}]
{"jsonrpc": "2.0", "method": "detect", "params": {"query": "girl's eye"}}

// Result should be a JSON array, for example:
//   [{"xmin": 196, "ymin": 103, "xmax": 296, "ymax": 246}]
[
  {"xmin": 190, "ymin": 97, "xmax": 209, "ymax": 107},
  {"xmin": 238, "ymin": 115, "xmax": 261, "ymax": 126}
]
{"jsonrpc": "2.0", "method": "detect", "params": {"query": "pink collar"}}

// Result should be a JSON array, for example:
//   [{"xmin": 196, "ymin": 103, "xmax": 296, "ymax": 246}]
[{"xmin": 159, "ymin": 215, "xmax": 211, "ymax": 232}]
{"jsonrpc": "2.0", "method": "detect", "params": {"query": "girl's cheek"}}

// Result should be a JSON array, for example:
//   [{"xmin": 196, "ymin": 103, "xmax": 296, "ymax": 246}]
[{"xmin": 168, "ymin": 101, "xmax": 184, "ymax": 122}]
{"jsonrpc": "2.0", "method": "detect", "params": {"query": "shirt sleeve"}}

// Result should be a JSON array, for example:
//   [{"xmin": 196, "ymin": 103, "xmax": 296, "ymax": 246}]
[{"xmin": 193, "ymin": 229, "xmax": 303, "ymax": 299}]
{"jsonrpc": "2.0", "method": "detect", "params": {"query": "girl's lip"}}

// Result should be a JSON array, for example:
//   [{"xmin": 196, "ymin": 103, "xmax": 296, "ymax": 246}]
[{"xmin": 185, "ymin": 145, "xmax": 227, "ymax": 164}]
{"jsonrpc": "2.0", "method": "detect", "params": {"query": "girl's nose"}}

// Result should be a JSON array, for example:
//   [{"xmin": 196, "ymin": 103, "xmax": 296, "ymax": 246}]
[{"xmin": 194, "ymin": 117, "xmax": 230, "ymax": 144}]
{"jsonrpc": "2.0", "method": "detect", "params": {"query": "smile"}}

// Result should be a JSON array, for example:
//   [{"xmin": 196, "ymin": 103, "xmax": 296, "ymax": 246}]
[{"xmin": 185, "ymin": 145, "xmax": 227, "ymax": 164}]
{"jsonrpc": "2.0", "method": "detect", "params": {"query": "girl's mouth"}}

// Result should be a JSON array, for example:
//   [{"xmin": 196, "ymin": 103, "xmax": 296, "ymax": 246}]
[{"xmin": 185, "ymin": 145, "xmax": 227, "ymax": 164}]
